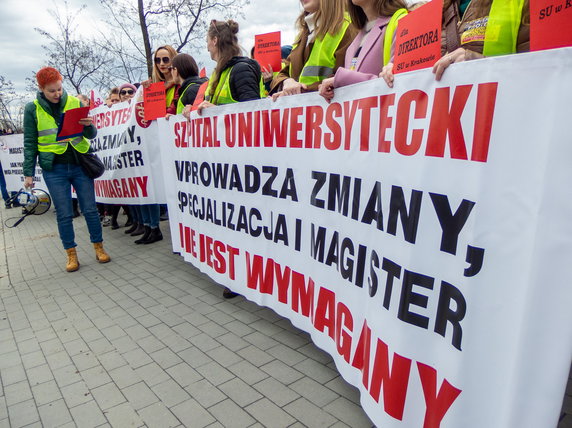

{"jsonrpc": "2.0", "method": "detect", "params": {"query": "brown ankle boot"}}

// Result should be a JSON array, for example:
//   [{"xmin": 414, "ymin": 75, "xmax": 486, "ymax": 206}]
[
  {"xmin": 66, "ymin": 248, "xmax": 79, "ymax": 272},
  {"xmin": 93, "ymin": 242, "xmax": 111, "ymax": 263}
]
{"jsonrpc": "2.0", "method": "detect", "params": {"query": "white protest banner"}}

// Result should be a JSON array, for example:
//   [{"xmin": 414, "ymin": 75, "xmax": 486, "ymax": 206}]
[
  {"xmin": 157, "ymin": 48, "xmax": 572, "ymax": 428},
  {"xmin": 89, "ymin": 95, "xmax": 166, "ymax": 204},
  {"xmin": 0, "ymin": 134, "xmax": 47, "ymax": 192}
]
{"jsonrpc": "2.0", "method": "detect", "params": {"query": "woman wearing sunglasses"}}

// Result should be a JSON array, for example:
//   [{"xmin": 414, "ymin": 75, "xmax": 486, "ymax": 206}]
[
  {"xmin": 119, "ymin": 83, "xmax": 137, "ymax": 103},
  {"xmin": 152, "ymin": 45, "xmax": 179, "ymax": 113}
]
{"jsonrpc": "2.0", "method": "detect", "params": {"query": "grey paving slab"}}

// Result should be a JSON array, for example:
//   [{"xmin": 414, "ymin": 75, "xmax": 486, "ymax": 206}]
[{"xmin": 1, "ymin": 206, "xmax": 568, "ymax": 428}]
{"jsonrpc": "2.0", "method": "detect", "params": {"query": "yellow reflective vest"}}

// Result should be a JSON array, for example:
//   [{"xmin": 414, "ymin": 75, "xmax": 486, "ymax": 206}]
[
  {"xmin": 297, "ymin": 15, "xmax": 352, "ymax": 86},
  {"xmin": 206, "ymin": 67, "xmax": 266, "ymax": 106},
  {"xmin": 34, "ymin": 95, "xmax": 90, "ymax": 155},
  {"xmin": 384, "ymin": 9, "xmax": 409, "ymax": 66},
  {"xmin": 483, "ymin": 0, "xmax": 526, "ymax": 56}
]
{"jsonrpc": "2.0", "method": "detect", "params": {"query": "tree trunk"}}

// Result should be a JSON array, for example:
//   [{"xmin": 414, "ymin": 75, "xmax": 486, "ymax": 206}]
[{"xmin": 138, "ymin": 0, "xmax": 153, "ymax": 77}]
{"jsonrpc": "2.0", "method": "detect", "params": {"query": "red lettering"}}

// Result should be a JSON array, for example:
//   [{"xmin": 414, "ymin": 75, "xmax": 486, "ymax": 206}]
[
  {"xmin": 324, "ymin": 103, "xmax": 342, "ymax": 150},
  {"xmin": 471, "ymin": 82, "xmax": 498, "ymax": 162},
  {"xmin": 426, "ymin": 85, "xmax": 472, "ymax": 159},
  {"xmin": 238, "ymin": 112, "xmax": 253, "ymax": 147},
  {"xmin": 395, "ymin": 90, "xmax": 428, "ymax": 156},
  {"xmin": 305, "ymin": 106, "xmax": 323, "ymax": 149},
  {"xmin": 275, "ymin": 263, "xmax": 291, "ymax": 304},
  {"xmin": 343, "ymin": 100, "xmax": 359, "ymax": 150},
  {"xmin": 291, "ymin": 271, "xmax": 314, "ymax": 318},
  {"xmin": 335, "ymin": 302, "xmax": 353, "ymax": 363},
  {"xmin": 417, "ymin": 362, "xmax": 461, "ymax": 428},
  {"xmin": 245, "ymin": 252, "xmax": 274, "ymax": 294},
  {"xmin": 369, "ymin": 338, "xmax": 412, "ymax": 421},
  {"xmin": 378, "ymin": 94, "xmax": 396, "ymax": 152},
  {"xmin": 352, "ymin": 321, "xmax": 372, "ymax": 388},
  {"xmin": 358, "ymin": 97, "xmax": 378, "ymax": 151},
  {"xmin": 289, "ymin": 107, "xmax": 303, "ymax": 148},
  {"xmin": 262, "ymin": 109, "xmax": 289, "ymax": 147},
  {"xmin": 313, "ymin": 287, "xmax": 336, "ymax": 340}
]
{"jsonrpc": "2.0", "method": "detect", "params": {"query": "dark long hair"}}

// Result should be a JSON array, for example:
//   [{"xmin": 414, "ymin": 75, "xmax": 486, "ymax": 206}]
[
  {"xmin": 172, "ymin": 54, "xmax": 199, "ymax": 80},
  {"xmin": 207, "ymin": 19, "xmax": 241, "ymax": 99}
]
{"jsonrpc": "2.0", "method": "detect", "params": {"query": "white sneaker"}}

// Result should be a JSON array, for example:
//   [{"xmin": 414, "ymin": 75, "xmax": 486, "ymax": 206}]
[{"xmin": 102, "ymin": 216, "xmax": 111, "ymax": 226}]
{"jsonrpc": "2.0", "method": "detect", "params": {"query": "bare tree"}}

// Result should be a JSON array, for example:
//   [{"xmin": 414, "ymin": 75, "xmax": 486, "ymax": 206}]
[
  {"xmin": 0, "ymin": 76, "xmax": 26, "ymax": 132},
  {"xmin": 99, "ymin": 0, "xmax": 250, "ymax": 78},
  {"xmin": 35, "ymin": 1, "xmax": 112, "ymax": 93}
]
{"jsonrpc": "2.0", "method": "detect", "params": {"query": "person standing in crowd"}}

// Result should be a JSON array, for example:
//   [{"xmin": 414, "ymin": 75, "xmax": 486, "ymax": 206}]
[
  {"xmin": 107, "ymin": 87, "xmax": 120, "ymax": 107},
  {"xmin": 318, "ymin": 0, "xmax": 408, "ymax": 101},
  {"xmin": 22, "ymin": 67, "xmax": 110, "ymax": 272},
  {"xmin": 269, "ymin": 0, "xmax": 356, "ymax": 98},
  {"xmin": 380, "ymin": 0, "xmax": 530, "ymax": 85},
  {"xmin": 195, "ymin": 19, "xmax": 263, "ymax": 298},
  {"xmin": 0, "ymin": 161, "xmax": 10, "ymax": 209},
  {"xmin": 151, "ymin": 45, "xmax": 179, "ymax": 114},
  {"xmin": 196, "ymin": 19, "xmax": 263, "ymax": 114},
  {"xmin": 169, "ymin": 53, "xmax": 208, "ymax": 114}
]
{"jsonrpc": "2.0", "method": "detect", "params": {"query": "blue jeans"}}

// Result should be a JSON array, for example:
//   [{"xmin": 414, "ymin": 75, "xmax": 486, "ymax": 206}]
[
  {"xmin": 42, "ymin": 163, "xmax": 103, "ymax": 249},
  {"xmin": 0, "ymin": 161, "xmax": 9, "ymax": 202},
  {"xmin": 140, "ymin": 204, "xmax": 160, "ymax": 228},
  {"xmin": 130, "ymin": 205, "xmax": 142, "ymax": 223}
]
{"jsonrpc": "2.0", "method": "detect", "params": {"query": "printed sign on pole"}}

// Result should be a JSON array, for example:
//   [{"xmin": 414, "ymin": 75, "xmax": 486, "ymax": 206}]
[
  {"xmin": 530, "ymin": 0, "xmax": 572, "ymax": 51},
  {"xmin": 143, "ymin": 82, "xmax": 167, "ymax": 121},
  {"xmin": 254, "ymin": 31, "xmax": 282, "ymax": 71},
  {"xmin": 393, "ymin": 0, "xmax": 443, "ymax": 74}
]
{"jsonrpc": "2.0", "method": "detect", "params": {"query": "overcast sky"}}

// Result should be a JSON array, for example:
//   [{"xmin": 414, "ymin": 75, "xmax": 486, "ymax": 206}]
[{"xmin": 0, "ymin": 0, "xmax": 300, "ymax": 96}]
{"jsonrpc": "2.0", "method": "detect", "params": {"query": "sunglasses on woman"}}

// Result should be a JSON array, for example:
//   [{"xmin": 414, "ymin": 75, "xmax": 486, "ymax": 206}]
[
  {"xmin": 154, "ymin": 56, "xmax": 171, "ymax": 64},
  {"xmin": 120, "ymin": 89, "xmax": 134, "ymax": 95}
]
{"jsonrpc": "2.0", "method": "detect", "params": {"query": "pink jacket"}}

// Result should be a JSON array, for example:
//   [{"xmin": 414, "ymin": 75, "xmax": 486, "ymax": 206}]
[{"xmin": 333, "ymin": 16, "xmax": 392, "ymax": 88}]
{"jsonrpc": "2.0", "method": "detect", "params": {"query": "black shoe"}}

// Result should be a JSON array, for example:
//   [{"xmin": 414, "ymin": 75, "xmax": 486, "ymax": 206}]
[
  {"xmin": 111, "ymin": 220, "xmax": 120, "ymax": 230},
  {"xmin": 223, "ymin": 287, "xmax": 239, "ymax": 299},
  {"xmin": 125, "ymin": 219, "xmax": 133, "ymax": 227},
  {"xmin": 130, "ymin": 224, "xmax": 146, "ymax": 236},
  {"xmin": 143, "ymin": 227, "xmax": 163, "ymax": 244},
  {"xmin": 5, "ymin": 202, "xmax": 12, "ymax": 209},
  {"xmin": 125, "ymin": 222, "xmax": 138, "ymax": 234},
  {"xmin": 135, "ymin": 226, "xmax": 152, "ymax": 244}
]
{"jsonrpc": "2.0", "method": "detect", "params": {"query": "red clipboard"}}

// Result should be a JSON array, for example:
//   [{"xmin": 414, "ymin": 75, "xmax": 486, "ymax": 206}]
[
  {"xmin": 57, "ymin": 106, "xmax": 90, "ymax": 141},
  {"xmin": 143, "ymin": 82, "xmax": 167, "ymax": 121},
  {"xmin": 254, "ymin": 31, "xmax": 282, "ymax": 71}
]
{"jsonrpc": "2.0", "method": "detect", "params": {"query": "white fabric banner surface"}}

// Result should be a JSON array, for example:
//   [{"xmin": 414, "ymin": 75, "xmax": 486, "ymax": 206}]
[
  {"xmin": 0, "ymin": 134, "xmax": 46, "ymax": 192},
  {"xmin": 89, "ymin": 94, "xmax": 166, "ymax": 204},
  {"xmin": 157, "ymin": 48, "xmax": 572, "ymax": 428}
]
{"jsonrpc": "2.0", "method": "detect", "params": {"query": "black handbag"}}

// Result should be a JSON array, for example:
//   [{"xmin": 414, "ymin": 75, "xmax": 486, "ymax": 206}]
[{"xmin": 77, "ymin": 152, "xmax": 105, "ymax": 179}]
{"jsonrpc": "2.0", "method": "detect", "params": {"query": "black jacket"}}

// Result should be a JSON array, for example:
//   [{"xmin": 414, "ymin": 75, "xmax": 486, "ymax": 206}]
[
  {"xmin": 178, "ymin": 76, "xmax": 208, "ymax": 107},
  {"xmin": 220, "ymin": 56, "xmax": 262, "ymax": 102}
]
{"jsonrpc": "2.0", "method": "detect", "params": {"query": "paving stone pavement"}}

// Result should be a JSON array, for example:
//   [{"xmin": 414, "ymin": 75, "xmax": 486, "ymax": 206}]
[{"xmin": 0, "ymin": 205, "xmax": 570, "ymax": 428}]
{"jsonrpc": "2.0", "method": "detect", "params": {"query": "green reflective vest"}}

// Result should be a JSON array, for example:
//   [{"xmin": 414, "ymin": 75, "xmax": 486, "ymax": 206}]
[
  {"xmin": 35, "ymin": 95, "xmax": 90, "ymax": 155},
  {"xmin": 483, "ymin": 0, "xmax": 525, "ymax": 56},
  {"xmin": 297, "ymin": 15, "xmax": 351, "ymax": 86},
  {"xmin": 384, "ymin": 8, "xmax": 409, "ymax": 66},
  {"xmin": 176, "ymin": 83, "xmax": 199, "ymax": 114},
  {"xmin": 206, "ymin": 67, "xmax": 266, "ymax": 106}
]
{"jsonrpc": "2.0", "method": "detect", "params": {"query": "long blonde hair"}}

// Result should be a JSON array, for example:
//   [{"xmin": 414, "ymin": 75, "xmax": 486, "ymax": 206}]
[
  {"xmin": 207, "ymin": 20, "xmax": 241, "ymax": 100},
  {"xmin": 294, "ymin": 0, "xmax": 347, "ymax": 43},
  {"xmin": 151, "ymin": 45, "xmax": 178, "ymax": 83},
  {"xmin": 347, "ymin": 0, "xmax": 409, "ymax": 29}
]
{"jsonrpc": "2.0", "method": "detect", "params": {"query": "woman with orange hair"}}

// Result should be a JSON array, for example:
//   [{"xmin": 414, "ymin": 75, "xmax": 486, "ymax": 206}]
[{"xmin": 22, "ymin": 67, "xmax": 111, "ymax": 272}]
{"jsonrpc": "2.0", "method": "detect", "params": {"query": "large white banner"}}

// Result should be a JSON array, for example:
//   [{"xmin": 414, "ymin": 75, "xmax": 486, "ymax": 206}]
[
  {"xmin": 89, "ymin": 95, "xmax": 166, "ymax": 204},
  {"xmin": 158, "ymin": 48, "xmax": 572, "ymax": 428},
  {"xmin": 0, "ymin": 134, "xmax": 47, "ymax": 192}
]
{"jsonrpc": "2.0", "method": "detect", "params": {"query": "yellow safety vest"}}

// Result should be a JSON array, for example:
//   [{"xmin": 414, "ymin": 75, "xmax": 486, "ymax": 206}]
[
  {"xmin": 206, "ymin": 66, "xmax": 266, "ymax": 106},
  {"xmin": 35, "ymin": 96, "xmax": 90, "ymax": 155},
  {"xmin": 383, "ymin": 9, "xmax": 409, "ymax": 66},
  {"xmin": 166, "ymin": 85, "xmax": 176, "ymax": 107},
  {"xmin": 483, "ymin": 0, "xmax": 525, "ymax": 56},
  {"xmin": 176, "ymin": 83, "xmax": 199, "ymax": 114},
  {"xmin": 297, "ymin": 15, "xmax": 351, "ymax": 86}
]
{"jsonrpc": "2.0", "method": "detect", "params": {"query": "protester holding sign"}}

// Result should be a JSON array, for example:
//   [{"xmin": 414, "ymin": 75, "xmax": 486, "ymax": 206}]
[
  {"xmin": 318, "ymin": 0, "xmax": 408, "ymax": 101},
  {"xmin": 381, "ymin": 0, "xmax": 530, "ymax": 85},
  {"xmin": 22, "ymin": 67, "xmax": 111, "ymax": 272},
  {"xmin": 169, "ymin": 54, "xmax": 208, "ymax": 114},
  {"xmin": 151, "ymin": 45, "xmax": 179, "ymax": 114},
  {"xmin": 269, "ymin": 0, "xmax": 356, "ymax": 98},
  {"xmin": 197, "ymin": 19, "xmax": 264, "ymax": 113}
]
